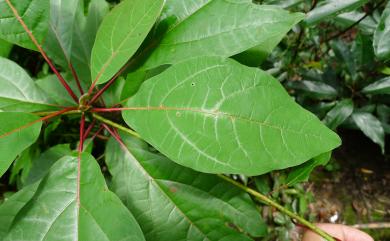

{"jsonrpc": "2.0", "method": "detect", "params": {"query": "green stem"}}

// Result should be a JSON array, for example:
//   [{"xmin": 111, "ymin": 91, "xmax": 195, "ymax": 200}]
[
  {"xmin": 92, "ymin": 113, "xmax": 141, "ymax": 138},
  {"xmin": 217, "ymin": 174, "xmax": 336, "ymax": 241}
]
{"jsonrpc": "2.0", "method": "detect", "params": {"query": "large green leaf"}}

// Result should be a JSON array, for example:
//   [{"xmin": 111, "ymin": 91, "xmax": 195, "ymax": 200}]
[
  {"xmin": 71, "ymin": 0, "xmax": 109, "ymax": 83},
  {"xmin": 0, "ymin": 57, "xmax": 58, "ymax": 112},
  {"xmin": 3, "ymin": 153, "xmax": 145, "ymax": 241},
  {"xmin": 43, "ymin": 0, "xmax": 80, "ymax": 69},
  {"xmin": 305, "ymin": 0, "xmax": 369, "ymax": 26},
  {"xmin": 323, "ymin": 99, "xmax": 354, "ymax": 129},
  {"xmin": 362, "ymin": 77, "xmax": 390, "ymax": 95},
  {"xmin": 123, "ymin": 57, "xmax": 341, "ymax": 175},
  {"xmin": 374, "ymin": 1, "xmax": 390, "ymax": 61},
  {"xmin": 0, "ymin": 112, "xmax": 42, "ymax": 177},
  {"xmin": 352, "ymin": 112, "xmax": 385, "ymax": 153},
  {"xmin": 142, "ymin": 0, "xmax": 304, "ymax": 69},
  {"xmin": 105, "ymin": 134, "xmax": 267, "ymax": 241},
  {"xmin": 0, "ymin": 0, "xmax": 49, "ymax": 50},
  {"xmin": 90, "ymin": 0, "xmax": 165, "ymax": 85}
]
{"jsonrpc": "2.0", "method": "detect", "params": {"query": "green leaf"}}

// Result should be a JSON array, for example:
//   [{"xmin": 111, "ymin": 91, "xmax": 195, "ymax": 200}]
[
  {"xmin": 323, "ymin": 99, "xmax": 354, "ymax": 129},
  {"xmin": 374, "ymin": 1, "xmax": 390, "ymax": 61},
  {"xmin": 123, "ymin": 57, "xmax": 341, "ymax": 175},
  {"xmin": 142, "ymin": 0, "xmax": 304, "ymax": 69},
  {"xmin": 352, "ymin": 112, "xmax": 385, "ymax": 153},
  {"xmin": 25, "ymin": 144, "xmax": 72, "ymax": 185},
  {"xmin": 285, "ymin": 152, "xmax": 331, "ymax": 186},
  {"xmin": 362, "ymin": 77, "xmax": 390, "ymax": 95},
  {"xmin": 105, "ymin": 134, "xmax": 267, "ymax": 241},
  {"xmin": 0, "ymin": 181, "xmax": 41, "ymax": 237},
  {"xmin": 0, "ymin": 39, "xmax": 12, "ymax": 57},
  {"xmin": 43, "ymin": 0, "xmax": 80, "ymax": 69},
  {"xmin": 286, "ymin": 80, "xmax": 338, "ymax": 100},
  {"xmin": 0, "ymin": 0, "xmax": 49, "ymax": 50},
  {"xmin": 0, "ymin": 57, "xmax": 58, "ymax": 112},
  {"xmin": 305, "ymin": 0, "xmax": 369, "ymax": 26},
  {"xmin": 336, "ymin": 11, "xmax": 377, "ymax": 34},
  {"xmin": 4, "ymin": 153, "xmax": 145, "ymax": 241},
  {"xmin": 0, "ymin": 112, "xmax": 42, "ymax": 177},
  {"xmin": 91, "ymin": 0, "xmax": 165, "ymax": 85},
  {"xmin": 71, "ymin": 0, "xmax": 109, "ymax": 83}
]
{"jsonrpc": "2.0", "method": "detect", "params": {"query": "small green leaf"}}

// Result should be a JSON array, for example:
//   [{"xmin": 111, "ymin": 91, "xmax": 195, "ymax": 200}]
[
  {"xmin": 285, "ymin": 152, "xmax": 331, "ymax": 186},
  {"xmin": 305, "ymin": 0, "xmax": 369, "ymax": 26},
  {"xmin": 352, "ymin": 112, "xmax": 385, "ymax": 153},
  {"xmin": 105, "ymin": 134, "xmax": 267, "ymax": 241},
  {"xmin": 323, "ymin": 99, "xmax": 354, "ymax": 129},
  {"xmin": 4, "ymin": 153, "xmax": 145, "ymax": 241},
  {"xmin": 123, "ymin": 57, "xmax": 341, "ymax": 175},
  {"xmin": 0, "ymin": 57, "xmax": 57, "ymax": 112},
  {"xmin": 362, "ymin": 77, "xmax": 390, "ymax": 95},
  {"xmin": 0, "ymin": 112, "xmax": 42, "ymax": 177},
  {"xmin": 91, "ymin": 0, "xmax": 165, "ymax": 85},
  {"xmin": 374, "ymin": 1, "xmax": 390, "ymax": 61},
  {"xmin": 0, "ymin": 0, "xmax": 49, "ymax": 50},
  {"xmin": 142, "ymin": 0, "xmax": 304, "ymax": 69}
]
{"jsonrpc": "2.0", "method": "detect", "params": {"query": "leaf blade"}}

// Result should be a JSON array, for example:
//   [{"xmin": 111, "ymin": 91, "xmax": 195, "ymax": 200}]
[
  {"xmin": 90, "ymin": 0, "xmax": 165, "ymax": 85},
  {"xmin": 4, "ymin": 153, "xmax": 145, "ymax": 241},
  {"xmin": 105, "ymin": 134, "xmax": 267, "ymax": 241},
  {"xmin": 0, "ymin": 112, "xmax": 42, "ymax": 177},
  {"xmin": 123, "ymin": 57, "xmax": 341, "ymax": 175}
]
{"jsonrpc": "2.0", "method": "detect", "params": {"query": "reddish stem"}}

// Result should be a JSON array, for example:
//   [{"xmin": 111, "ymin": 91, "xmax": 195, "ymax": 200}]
[
  {"xmin": 5, "ymin": 0, "xmax": 79, "ymax": 104},
  {"xmin": 88, "ymin": 60, "xmax": 133, "ymax": 104},
  {"xmin": 78, "ymin": 114, "xmax": 86, "ymax": 153},
  {"xmin": 102, "ymin": 124, "xmax": 127, "ymax": 148},
  {"xmin": 83, "ymin": 119, "xmax": 96, "ymax": 140},
  {"xmin": 69, "ymin": 62, "xmax": 84, "ymax": 95},
  {"xmin": 0, "ymin": 107, "xmax": 76, "ymax": 139},
  {"xmin": 89, "ymin": 125, "xmax": 104, "ymax": 142}
]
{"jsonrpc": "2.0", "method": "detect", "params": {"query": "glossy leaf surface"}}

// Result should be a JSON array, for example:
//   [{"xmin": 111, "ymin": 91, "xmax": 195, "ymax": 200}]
[
  {"xmin": 374, "ymin": 1, "xmax": 390, "ymax": 61},
  {"xmin": 323, "ymin": 99, "xmax": 354, "ymax": 129},
  {"xmin": 105, "ymin": 134, "xmax": 267, "ymax": 241},
  {"xmin": 123, "ymin": 57, "xmax": 341, "ymax": 175},
  {"xmin": 3, "ymin": 153, "xmax": 145, "ymax": 241},
  {"xmin": 91, "ymin": 0, "xmax": 165, "ymax": 85},
  {"xmin": 0, "ymin": 0, "xmax": 49, "ymax": 50},
  {"xmin": 142, "ymin": 0, "xmax": 304, "ymax": 69},
  {"xmin": 362, "ymin": 77, "xmax": 390, "ymax": 95},
  {"xmin": 305, "ymin": 0, "xmax": 368, "ymax": 25},
  {"xmin": 0, "ymin": 112, "xmax": 42, "ymax": 177},
  {"xmin": 0, "ymin": 57, "xmax": 57, "ymax": 112},
  {"xmin": 352, "ymin": 112, "xmax": 385, "ymax": 153}
]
